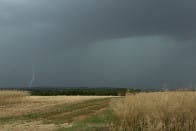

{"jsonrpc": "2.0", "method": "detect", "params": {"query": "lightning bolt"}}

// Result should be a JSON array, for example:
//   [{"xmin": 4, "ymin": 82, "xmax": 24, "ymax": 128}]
[{"xmin": 29, "ymin": 64, "xmax": 35, "ymax": 88}]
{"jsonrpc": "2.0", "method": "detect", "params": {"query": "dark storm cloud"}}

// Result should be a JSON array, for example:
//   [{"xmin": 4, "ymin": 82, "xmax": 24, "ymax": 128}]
[
  {"xmin": 0, "ymin": 0, "xmax": 196, "ymax": 88},
  {"xmin": 1, "ymin": 0, "xmax": 196, "ymax": 46}
]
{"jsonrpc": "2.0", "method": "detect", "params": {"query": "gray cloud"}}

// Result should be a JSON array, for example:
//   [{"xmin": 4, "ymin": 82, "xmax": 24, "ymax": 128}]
[
  {"xmin": 0, "ymin": 0, "xmax": 196, "ymax": 88},
  {"xmin": 1, "ymin": 0, "xmax": 196, "ymax": 45}
]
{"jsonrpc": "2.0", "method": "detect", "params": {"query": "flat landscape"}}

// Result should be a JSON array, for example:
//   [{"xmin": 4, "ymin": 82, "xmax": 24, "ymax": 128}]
[
  {"xmin": 0, "ymin": 90, "xmax": 196, "ymax": 131},
  {"xmin": 1, "ymin": 1, "xmax": 196, "ymax": 130},
  {"xmin": 0, "ymin": 91, "xmax": 117, "ymax": 131}
]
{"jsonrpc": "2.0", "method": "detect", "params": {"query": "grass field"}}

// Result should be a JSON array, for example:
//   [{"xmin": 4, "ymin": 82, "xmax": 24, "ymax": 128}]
[
  {"xmin": 0, "ymin": 90, "xmax": 117, "ymax": 131},
  {"xmin": 111, "ymin": 91, "xmax": 196, "ymax": 131},
  {"xmin": 0, "ymin": 90, "xmax": 29, "ymax": 106},
  {"xmin": 0, "ymin": 90, "xmax": 195, "ymax": 131}
]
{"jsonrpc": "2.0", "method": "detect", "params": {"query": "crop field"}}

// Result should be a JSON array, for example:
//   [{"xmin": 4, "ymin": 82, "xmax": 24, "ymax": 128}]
[{"xmin": 0, "ymin": 90, "xmax": 195, "ymax": 131}]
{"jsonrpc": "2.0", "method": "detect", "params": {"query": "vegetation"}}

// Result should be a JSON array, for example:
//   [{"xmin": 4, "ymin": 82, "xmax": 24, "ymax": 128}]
[
  {"xmin": 58, "ymin": 109, "xmax": 114, "ymax": 131},
  {"xmin": 0, "ymin": 98, "xmax": 111, "ymax": 124},
  {"xmin": 0, "ymin": 91, "xmax": 115, "ymax": 130},
  {"xmin": 29, "ymin": 88, "xmax": 132, "ymax": 96},
  {"xmin": 0, "ymin": 90, "xmax": 29, "ymax": 106},
  {"xmin": 111, "ymin": 91, "xmax": 196, "ymax": 131},
  {"xmin": 1, "ymin": 90, "xmax": 195, "ymax": 131}
]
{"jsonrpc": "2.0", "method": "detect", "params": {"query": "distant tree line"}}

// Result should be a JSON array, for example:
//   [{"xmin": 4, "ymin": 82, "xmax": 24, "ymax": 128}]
[{"xmin": 29, "ymin": 88, "xmax": 141, "ymax": 96}]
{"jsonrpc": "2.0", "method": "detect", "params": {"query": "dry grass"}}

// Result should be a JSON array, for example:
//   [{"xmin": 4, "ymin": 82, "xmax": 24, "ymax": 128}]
[
  {"xmin": 0, "ymin": 90, "xmax": 30, "ymax": 106},
  {"xmin": 0, "ymin": 121, "xmax": 68, "ymax": 131},
  {"xmin": 0, "ymin": 94, "xmax": 114, "ymax": 131},
  {"xmin": 111, "ymin": 91, "xmax": 196, "ymax": 131},
  {"xmin": 30, "ymin": 96, "xmax": 115, "ymax": 104},
  {"xmin": 0, "ymin": 95, "xmax": 115, "ymax": 117}
]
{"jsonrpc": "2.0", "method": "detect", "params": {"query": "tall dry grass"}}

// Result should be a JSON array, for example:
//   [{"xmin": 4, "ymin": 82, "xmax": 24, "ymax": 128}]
[
  {"xmin": 0, "ymin": 90, "xmax": 30, "ymax": 106},
  {"xmin": 111, "ymin": 91, "xmax": 196, "ymax": 131}
]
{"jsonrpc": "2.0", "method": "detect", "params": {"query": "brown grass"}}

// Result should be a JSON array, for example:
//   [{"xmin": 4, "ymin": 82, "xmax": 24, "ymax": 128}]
[
  {"xmin": 111, "ymin": 91, "xmax": 196, "ymax": 131},
  {"xmin": 0, "ymin": 94, "xmax": 115, "ymax": 117},
  {"xmin": 0, "ymin": 94, "xmax": 114, "ymax": 131},
  {"xmin": 0, "ymin": 90, "xmax": 30, "ymax": 106}
]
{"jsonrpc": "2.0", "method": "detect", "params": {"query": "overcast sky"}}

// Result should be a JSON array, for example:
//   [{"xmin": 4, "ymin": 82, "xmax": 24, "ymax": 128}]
[{"xmin": 0, "ymin": 0, "xmax": 196, "ymax": 89}]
